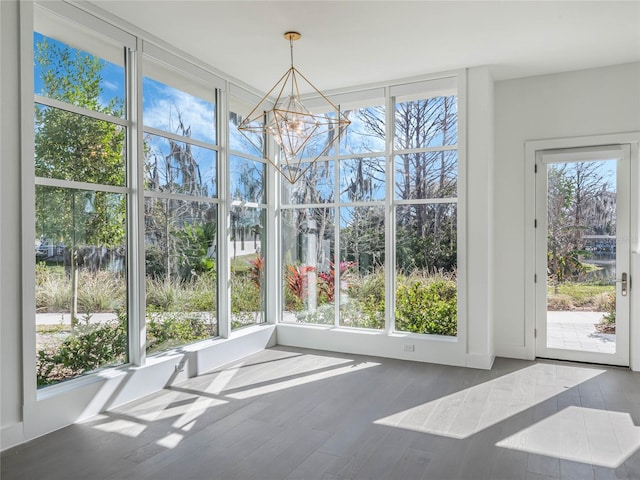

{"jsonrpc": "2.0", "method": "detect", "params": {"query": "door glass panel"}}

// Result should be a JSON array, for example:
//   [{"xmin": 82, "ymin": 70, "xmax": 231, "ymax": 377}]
[{"xmin": 546, "ymin": 160, "xmax": 617, "ymax": 353}]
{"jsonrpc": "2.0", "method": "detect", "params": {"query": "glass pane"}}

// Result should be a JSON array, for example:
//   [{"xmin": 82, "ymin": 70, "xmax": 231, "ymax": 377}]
[
  {"xmin": 230, "ymin": 208, "xmax": 266, "ymax": 330},
  {"xmin": 144, "ymin": 133, "xmax": 217, "ymax": 197},
  {"xmin": 142, "ymin": 74, "xmax": 216, "ymax": 145},
  {"xmin": 339, "ymin": 106, "xmax": 385, "ymax": 155},
  {"xmin": 281, "ymin": 161, "xmax": 335, "ymax": 205},
  {"xmin": 339, "ymin": 206, "xmax": 385, "ymax": 329},
  {"xmin": 394, "ymin": 96, "xmax": 457, "ymax": 149},
  {"xmin": 230, "ymin": 155, "xmax": 265, "ymax": 204},
  {"xmin": 340, "ymin": 157, "xmax": 385, "ymax": 202},
  {"xmin": 35, "ymin": 105, "xmax": 126, "ymax": 186},
  {"xmin": 35, "ymin": 186, "xmax": 128, "ymax": 387},
  {"xmin": 394, "ymin": 150, "xmax": 457, "ymax": 200},
  {"xmin": 229, "ymin": 110, "xmax": 264, "ymax": 157},
  {"xmin": 395, "ymin": 204, "xmax": 457, "ymax": 336},
  {"xmin": 298, "ymin": 112, "xmax": 336, "ymax": 161},
  {"xmin": 281, "ymin": 208, "xmax": 335, "ymax": 325},
  {"xmin": 145, "ymin": 198, "xmax": 217, "ymax": 354},
  {"xmin": 546, "ymin": 160, "xmax": 617, "ymax": 353},
  {"xmin": 34, "ymin": 32, "xmax": 125, "ymax": 117}
]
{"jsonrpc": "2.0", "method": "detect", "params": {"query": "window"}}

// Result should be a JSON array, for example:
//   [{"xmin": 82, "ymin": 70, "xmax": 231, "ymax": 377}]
[
  {"xmin": 228, "ymin": 94, "xmax": 267, "ymax": 330},
  {"xmin": 33, "ymin": 13, "xmax": 129, "ymax": 387},
  {"xmin": 143, "ymin": 55, "xmax": 219, "ymax": 353},
  {"xmin": 281, "ymin": 104, "xmax": 387, "ymax": 330},
  {"xmin": 394, "ymin": 93, "xmax": 458, "ymax": 336},
  {"xmin": 338, "ymin": 106, "xmax": 386, "ymax": 329},
  {"xmin": 280, "ymin": 82, "xmax": 459, "ymax": 337}
]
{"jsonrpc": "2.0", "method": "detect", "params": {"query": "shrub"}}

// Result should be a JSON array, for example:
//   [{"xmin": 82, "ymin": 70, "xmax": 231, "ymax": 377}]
[
  {"xmin": 146, "ymin": 310, "xmax": 214, "ymax": 353},
  {"xmin": 285, "ymin": 264, "xmax": 316, "ymax": 304},
  {"xmin": 546, "ymin": 294, "xmax": 575, "ymax": 311},
  {"xmin": 146, "ymin": 272, "xmax": 216, "ymax": 313},
  {"xmin": 248, "ymin": 256, "xmax": 264, "ymax": 289},
  {"xmin": 231, "ymin": 275, "xmax": 262, "ymax": 313},
  {"xmin": 37, "ymin": 315, "xmax": 127, "ymax": 387},
  {"xmin": 145, "ymin": 278, "xmax": 179, "ymax": 311},
  {"xmin": 395, "ymin": 279, "xmax": 457, "ymax": 336},
  {"xmin": 36, "ymin": 267, "xmax": 125, "ymax": 314},
  {"xmin": 318, "ymin": 261, "xmax": 355, "ymax": 302},
  {"xmin": 77, "ymin": 270, "xmax": 126, "ymax": 313},
  {"xmin": 342, "ymin": 270, "xmax": 385, "ymax": 329},
  {"xmin": 601, "ymin": 291, "xmax": 616, "ymax": 325}
]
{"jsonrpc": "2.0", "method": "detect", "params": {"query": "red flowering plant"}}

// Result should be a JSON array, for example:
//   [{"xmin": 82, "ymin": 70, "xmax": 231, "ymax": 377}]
[{"xmin": 318, "ymin": 261, "xmax": 356, "ymax": 303}]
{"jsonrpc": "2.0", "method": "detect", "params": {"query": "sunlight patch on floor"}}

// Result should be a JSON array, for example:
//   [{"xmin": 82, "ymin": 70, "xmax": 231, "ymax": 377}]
[
  {"xmin": 92, "ymin": 418, "xmax": 147, "ymax": 438},
  {"xmin": 374, "ymin": 363, "xmax": 604, "ymax": 439},
  {"xmin": 156, "ymin": 432, "xmax": 184, "ymax": 449},
  {"xmin": 226, "ymin": 361, "xmax": 380, "ymax": 400},
  {"xmin": 496, "ymin": 406, "xmax": 640, "ymax": 468}
]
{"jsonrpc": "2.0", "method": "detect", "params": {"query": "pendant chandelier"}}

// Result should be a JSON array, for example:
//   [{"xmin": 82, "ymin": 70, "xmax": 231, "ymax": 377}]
[{"xmin": 237, "ymin": 31, "xmax": 350, "ymax": 184}]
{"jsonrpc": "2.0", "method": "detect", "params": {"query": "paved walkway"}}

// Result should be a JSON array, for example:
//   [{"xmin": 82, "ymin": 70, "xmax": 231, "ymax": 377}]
[
  {"xmin": 36, "ymin": 312, "xmax": 117, "ymax": 325},
  {"xmin": 546, "ymin": 310, "xmax": 615, "ymax": 354}
]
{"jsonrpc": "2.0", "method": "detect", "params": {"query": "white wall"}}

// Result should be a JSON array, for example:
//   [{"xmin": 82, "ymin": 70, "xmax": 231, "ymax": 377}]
[
  {"xmin": 1, "ymin": 0, "xmax": 25, "ymax": 450},
  {"xmin": 466, "ymin": 66, "xmax": 495, "ymax": 368},
  {"xmin": 494, "ymin": 63, "xmax": 640, "ymax": 358}
]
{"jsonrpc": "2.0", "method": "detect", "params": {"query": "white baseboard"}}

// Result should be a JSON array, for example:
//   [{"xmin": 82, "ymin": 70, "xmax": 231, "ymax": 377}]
[
  {"xmin": 1, "ymin": 422, "xmax": 24, "ymax": 452},
  {"xmin": 276, "ymin": 323, "xmax": 467, "ymax": 367},
  {"xmin": 495, "ymin": 343, "xmax": 534, "ymax": 360},
  {"xmin": 465, "ymin": 352, "xmax": 495, "ymax": 370}
]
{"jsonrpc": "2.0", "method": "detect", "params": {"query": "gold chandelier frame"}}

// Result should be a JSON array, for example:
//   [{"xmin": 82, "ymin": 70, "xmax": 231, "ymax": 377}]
[{"xmin": 237, "ymin": 32, "xmax": 351, "ymax": 184}]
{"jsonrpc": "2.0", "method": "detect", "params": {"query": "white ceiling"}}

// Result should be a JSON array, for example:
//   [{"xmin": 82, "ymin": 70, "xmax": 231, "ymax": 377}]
[{"xmin": 86, "ymin": 1, "xmax": 640, "ymax": 94}]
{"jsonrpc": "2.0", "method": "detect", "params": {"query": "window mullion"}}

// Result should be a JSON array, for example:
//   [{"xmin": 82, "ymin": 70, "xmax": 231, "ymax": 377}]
[
  {"xmin": 218, "ymin": 88, "xmax": 230, "ymax": 339},
  {"xmin": 129, "ymin": 39, "xmax": 146, "ymax": 366},
  {"xmin": 385, "ymin": 88, "xmax": 395, "ymax": 334}
]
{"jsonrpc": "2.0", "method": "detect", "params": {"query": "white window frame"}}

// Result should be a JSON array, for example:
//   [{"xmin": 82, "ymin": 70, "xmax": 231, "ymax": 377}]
[{"xmin": 276, "ymin": 73, "xmax": 466, "ymax": 344}]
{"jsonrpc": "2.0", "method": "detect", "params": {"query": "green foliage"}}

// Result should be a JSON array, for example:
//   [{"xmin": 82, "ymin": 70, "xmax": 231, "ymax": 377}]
[
  {"xmin": 146, "ymin": 273, "xmax": 216, "ymax": 312},
  {"xmin": 395, "ymin": 279, "xmax": 457, "ymax": 336},
  {"xmin": 143, "ymin": 273, "xmax": 217, "ymax": 353},
  {"xmin": 36, "ymin": 267, "xmax": 125, "ymax": 313},
  {"xmin": 146, "ymin": 310, "xmax": 214, "ymax": 354},
  {"xmin": 546, "ymin": 282, "xmax": 614, "ymax": 311},
  {"xmin": 396, "ymin": 225, "xmax": 457, "ymax": 274},
  {"xmin": 341, "ymin": 270, "xmax": 385, "ymax": 329},
  {"xmin": 601, "ymin": 292, "xmax": 616, "ymax": 325},
  {"xmin": 173, "ymin": 222, "xmax": 217, "ymax": 280},
  {"xmin": 231, "ymin": 275, "xmax": 262, "ymax": 313},
  {"xmin": 37, "ymin": 315, "xmax": 127, "ymax": 387},
  {"xmin": 34, "ymin": 38, "xmax": 126, "ymax": 247},
  {"xmin": 547, "ymin": 249, "xmax": 587, "ymax": 287},
  {"xmin": 284, "ymin": 284, "xmax": 303, "ymax": 311}
]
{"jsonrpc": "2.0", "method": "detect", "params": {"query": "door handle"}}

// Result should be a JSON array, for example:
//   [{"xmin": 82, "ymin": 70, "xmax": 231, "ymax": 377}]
[{"xmin": 616, "ymin": 272, "xmax": 628, "ymax": 296}]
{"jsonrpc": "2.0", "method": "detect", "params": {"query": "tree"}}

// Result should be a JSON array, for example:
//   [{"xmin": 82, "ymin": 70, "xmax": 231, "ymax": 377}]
[
  {"xmin": 546, "ymin": 162, "xmax": 615, "ymax": 291},
  {"xmin": 34, "ymin": 38, "xmax": 126, "ymax": 327},
  {"xmin": 359, "ymin": 97, "xmax": 458, "ymax": 272},
  {"xmin": 144, "ymin": 112, "xmax": 217, "ymax": 283}
]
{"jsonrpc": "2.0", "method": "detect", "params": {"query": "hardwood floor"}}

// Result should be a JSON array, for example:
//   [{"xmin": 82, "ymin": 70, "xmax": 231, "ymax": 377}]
[{"xmin": 3, "ymin": 346, "xmax": 640, "ymax": 479}]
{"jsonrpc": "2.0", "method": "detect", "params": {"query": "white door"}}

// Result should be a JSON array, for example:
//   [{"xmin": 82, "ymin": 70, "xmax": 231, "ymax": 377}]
[{"xmin": 535, "ymin": 145, "xmax": 630, "ymax": 365}]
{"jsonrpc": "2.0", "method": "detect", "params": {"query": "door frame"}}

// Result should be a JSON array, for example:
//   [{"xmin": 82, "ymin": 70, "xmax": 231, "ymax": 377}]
[
  {"xmin": 524, "ymin": 133, "xmax": 640, "ymax": 370},
  {"xmin": 535, "ymin": 145, "xmax": 630, "ymax": 365}
]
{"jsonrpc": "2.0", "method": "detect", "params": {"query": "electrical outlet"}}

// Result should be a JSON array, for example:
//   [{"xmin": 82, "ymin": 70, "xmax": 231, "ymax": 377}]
[{"xmin": 403, "ymin": 344, "xmax": 415, "ymax": 352}]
